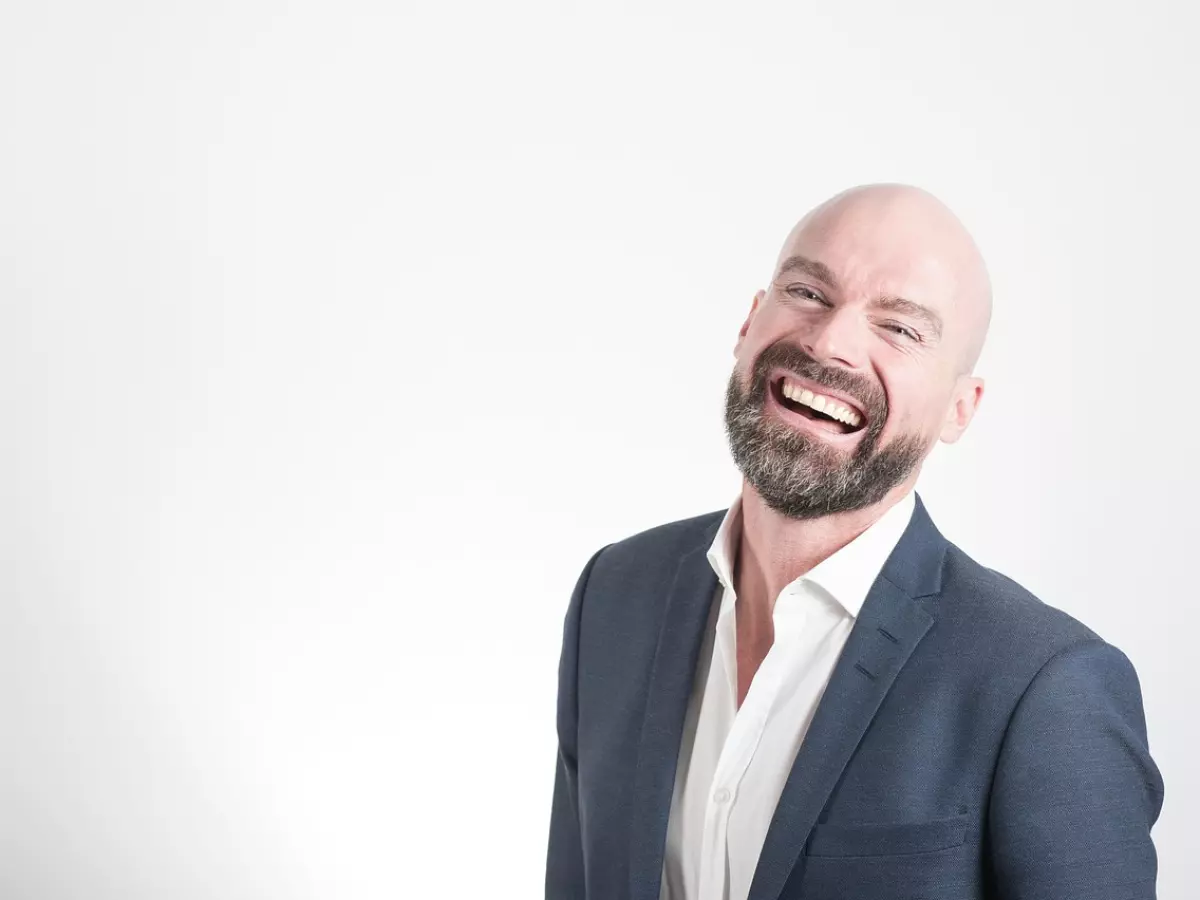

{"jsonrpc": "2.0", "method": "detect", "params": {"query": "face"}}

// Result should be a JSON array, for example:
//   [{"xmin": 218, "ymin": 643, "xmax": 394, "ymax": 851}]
[{"xmin": 724, "ymin": 198, "xmax": 985, "ymax": 520}]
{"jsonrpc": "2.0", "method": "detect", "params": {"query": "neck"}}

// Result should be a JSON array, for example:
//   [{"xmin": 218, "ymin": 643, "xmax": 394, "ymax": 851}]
[{"xmin": 734, "ymin": 477, "xmax": 917, "ymax": 614}]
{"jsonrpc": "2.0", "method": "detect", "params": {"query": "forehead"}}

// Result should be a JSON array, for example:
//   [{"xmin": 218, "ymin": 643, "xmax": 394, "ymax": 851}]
[{"xmin": 779, "ymin": 216, "xmax": 965, "ymax": 312}]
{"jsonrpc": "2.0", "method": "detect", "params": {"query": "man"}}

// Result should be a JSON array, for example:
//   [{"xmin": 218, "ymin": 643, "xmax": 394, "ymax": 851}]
[{"xmin": 545, "ymin": 184, "xmax": 1164, "ymax": 900}]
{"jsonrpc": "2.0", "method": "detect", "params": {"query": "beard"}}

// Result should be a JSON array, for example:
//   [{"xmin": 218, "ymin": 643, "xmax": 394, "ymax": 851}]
[{"xmin": 723, "ymin": 341, "xmax": 928, "ymax": 520}]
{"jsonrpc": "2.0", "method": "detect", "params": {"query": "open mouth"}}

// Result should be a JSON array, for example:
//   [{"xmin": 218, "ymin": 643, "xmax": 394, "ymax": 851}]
[{"xmin": 768, "ymin": 374, "xmax": 867, "ymax": 436}]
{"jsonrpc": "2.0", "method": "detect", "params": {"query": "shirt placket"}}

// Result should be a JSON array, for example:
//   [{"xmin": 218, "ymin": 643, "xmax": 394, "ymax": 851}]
[{"xmin": 697, "ymin": 594, "xmax": 805, "ymax": 900}]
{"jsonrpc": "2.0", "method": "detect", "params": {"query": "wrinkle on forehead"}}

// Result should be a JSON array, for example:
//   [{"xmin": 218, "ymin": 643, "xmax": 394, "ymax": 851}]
[{"xmin": 776, "ymin": 184, "xmax": 992, "ymax": 372}]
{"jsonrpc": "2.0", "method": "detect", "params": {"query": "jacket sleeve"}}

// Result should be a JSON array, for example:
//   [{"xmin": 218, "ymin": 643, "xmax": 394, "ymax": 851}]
[
  {"xmin": 546, "ymin": 545, "xmax": 608, "ymax": 900},
  {"xmin": 988, "ymin": 638, "xmax": 1165, "ymax": 899}
]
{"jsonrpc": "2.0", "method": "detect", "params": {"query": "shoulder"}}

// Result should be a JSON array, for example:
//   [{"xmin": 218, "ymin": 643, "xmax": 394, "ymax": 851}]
[
  {"xmin": 573, "ymin": 508, "xmax": 725, "ymax": 602},
  {"xmin": 598, "ymin": 509, "xmax": 724, "ymax": 566},
  {"xmin": 932, "ymin": 539, "xmax": 1112, "ymax": 674}
]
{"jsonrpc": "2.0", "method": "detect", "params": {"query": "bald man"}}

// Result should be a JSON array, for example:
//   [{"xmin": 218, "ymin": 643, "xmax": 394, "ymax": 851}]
[{"xmin": 545, "ymin": 185, "xmax": 1163, "ymax": 900}]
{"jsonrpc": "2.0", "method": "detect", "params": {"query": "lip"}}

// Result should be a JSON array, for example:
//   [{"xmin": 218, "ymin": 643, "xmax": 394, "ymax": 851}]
[
  {"xmin": 765, "ymin": 372, "xmax": 867, "ymax": 443},
  {"xmin": 768, "ymin": 368, "xmax": 868, "ymax": 423}
]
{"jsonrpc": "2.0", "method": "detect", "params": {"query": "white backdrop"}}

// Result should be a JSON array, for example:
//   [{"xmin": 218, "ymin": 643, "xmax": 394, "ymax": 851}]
[{"xmin": 1, "ymin": 2, "xmax": 1196, "ymax": 897}]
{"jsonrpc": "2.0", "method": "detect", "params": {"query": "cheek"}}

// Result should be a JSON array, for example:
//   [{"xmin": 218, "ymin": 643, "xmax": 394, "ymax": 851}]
[
  {"xmin": 740, "ymin": 311, "xmax": 796, "ymax": 361},
  {"xmin": 878, "ymin": 379, "xmax": 943, "ymax": 436}
]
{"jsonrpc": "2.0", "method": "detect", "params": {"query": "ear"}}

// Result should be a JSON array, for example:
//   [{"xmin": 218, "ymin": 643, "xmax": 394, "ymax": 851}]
[
  {"xmin": 939, "ymin": 376, "xmax": 984, "ymax": 444},
  {"xmin": 734, "ymin": 290, "xmax": 764, "ymax": 356}
]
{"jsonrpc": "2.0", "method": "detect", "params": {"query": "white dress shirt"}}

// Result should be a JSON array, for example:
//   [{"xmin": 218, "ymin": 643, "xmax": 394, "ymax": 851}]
[{"xmin": 659, "ymin": 491, "xmax": 916, "ymax": 900}]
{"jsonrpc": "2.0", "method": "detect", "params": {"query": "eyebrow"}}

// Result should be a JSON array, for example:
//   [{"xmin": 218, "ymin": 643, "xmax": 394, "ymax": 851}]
[
  {"xmin": 777, "ymin": 254, "xmax": 840, "ymax": 288},
  {"xmin": 776, "ymin": 253, "xmax": 944, "ymax": 340}
]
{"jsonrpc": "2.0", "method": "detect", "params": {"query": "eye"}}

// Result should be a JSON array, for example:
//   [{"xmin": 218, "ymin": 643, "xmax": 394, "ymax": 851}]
[
  {"xmin": 882, "ymin": 321, "xmax": 921, "ymax": 342},
  {"xmin": 783, "ymin": 283, "xmax": 829, "ymax": 305}
]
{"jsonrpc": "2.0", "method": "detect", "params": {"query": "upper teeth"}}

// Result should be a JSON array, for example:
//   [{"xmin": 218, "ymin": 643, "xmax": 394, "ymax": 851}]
[{"xmin": 781, "ymin": 379, "xmax": 862, "ymax": 427}]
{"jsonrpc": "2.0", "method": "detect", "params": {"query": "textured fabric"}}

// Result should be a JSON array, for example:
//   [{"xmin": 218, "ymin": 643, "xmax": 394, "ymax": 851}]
[
  {"xmin": 545, "ymin": 495, "xmax": 1164, "ymax": 900},
  {"xmin": 661, "ymin": 492, "xmax": 916, "ymax": 900}
]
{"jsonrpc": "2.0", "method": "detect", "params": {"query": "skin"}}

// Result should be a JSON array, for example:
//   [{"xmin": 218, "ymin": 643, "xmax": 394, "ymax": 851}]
[{"xmin": 730, "ymin": 184, "xmax": 993, "ymax": 706}]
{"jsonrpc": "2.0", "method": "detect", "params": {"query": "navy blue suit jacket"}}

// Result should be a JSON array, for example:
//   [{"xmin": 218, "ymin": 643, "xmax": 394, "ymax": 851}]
[{"xmin": 546, "ymin": 496, "xmax": 1163, "ymax": 899}]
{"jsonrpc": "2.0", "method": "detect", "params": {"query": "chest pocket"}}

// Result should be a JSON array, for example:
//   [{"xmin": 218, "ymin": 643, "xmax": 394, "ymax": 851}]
[
  {"xmin": 806, "ymin": 812, "xmax": 968, "ymax": 857},
  {"xmin": 786, "ymin": 813, "xmax": 975, "ymax": 900}
]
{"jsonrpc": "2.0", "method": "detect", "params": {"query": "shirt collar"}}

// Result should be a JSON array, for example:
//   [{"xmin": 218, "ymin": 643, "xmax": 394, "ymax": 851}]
[
  {"xmin": 706, "ymin": 500, "xmax": 741, "ymax": 596},
  {"xmin": 705, "ymin": 490, "xmax": 916, "ymax": 619}
]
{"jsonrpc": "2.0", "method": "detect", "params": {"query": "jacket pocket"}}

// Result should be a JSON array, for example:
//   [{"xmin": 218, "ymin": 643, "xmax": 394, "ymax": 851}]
[{"xmin": 805, "ymin": 812, "xmax": 969, "ymax": 858}]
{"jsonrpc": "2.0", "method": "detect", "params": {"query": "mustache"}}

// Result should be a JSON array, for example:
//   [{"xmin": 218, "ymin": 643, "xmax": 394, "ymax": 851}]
[{"xmin": 749, "ymin": 341, "xmax": 887, "ymax": 424}]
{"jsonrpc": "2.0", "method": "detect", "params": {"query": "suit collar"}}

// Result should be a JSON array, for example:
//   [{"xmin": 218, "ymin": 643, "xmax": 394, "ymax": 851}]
[
  {"xmin": 628, "ymin": 537, "xmax": 720, "ymax": 900},
  {"xmin": 877, "ymin": 492, "xmax": 948, "ymax": 600},
  {"xmin": 751, "ymin": 492, "xmax": 948, "ymax": 900}
]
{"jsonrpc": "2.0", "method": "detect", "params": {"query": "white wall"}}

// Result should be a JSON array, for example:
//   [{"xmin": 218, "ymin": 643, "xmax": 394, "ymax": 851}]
[{"xmin": 1, "ymin": 2, "xmax": 1195, "ymax": 897}]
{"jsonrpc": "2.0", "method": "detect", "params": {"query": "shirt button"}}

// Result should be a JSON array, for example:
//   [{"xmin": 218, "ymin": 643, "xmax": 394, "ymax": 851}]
[{"xmin": 713, "ymin": 788, "xmax": 732, "ymax": 804}]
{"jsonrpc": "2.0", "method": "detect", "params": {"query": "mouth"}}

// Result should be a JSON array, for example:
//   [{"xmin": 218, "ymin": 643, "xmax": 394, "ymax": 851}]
[{"xmin": 766, "ymin": 372, "xmax": 868, "ymax": 437}]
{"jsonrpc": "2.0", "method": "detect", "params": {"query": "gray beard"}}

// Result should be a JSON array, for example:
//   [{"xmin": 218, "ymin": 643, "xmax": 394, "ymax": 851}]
[{"xmin": 722, "ymin": 353, "xmax": 927, "ymax": 520}]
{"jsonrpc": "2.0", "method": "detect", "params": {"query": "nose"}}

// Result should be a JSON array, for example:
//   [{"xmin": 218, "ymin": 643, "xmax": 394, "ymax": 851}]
[{"xmin": 801, "ymin": 305, "xmax": 867, "ymax": 370}]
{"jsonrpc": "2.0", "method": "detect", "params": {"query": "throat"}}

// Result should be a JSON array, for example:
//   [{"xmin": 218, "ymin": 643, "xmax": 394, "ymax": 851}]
[{"xmin": 734, "ymin": 605, "xmax": 775, "ymax": 709}]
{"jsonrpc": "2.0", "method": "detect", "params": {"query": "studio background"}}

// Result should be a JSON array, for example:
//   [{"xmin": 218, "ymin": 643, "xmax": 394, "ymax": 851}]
[{"xmin": 2, "ymin": 2, "xmax": 1196, "ymax": 897}]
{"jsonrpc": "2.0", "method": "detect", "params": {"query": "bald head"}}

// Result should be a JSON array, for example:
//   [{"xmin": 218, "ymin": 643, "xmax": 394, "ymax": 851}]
[{"xmin": 777, "ymin": 184, "xmax": 992, "ymax": 373}]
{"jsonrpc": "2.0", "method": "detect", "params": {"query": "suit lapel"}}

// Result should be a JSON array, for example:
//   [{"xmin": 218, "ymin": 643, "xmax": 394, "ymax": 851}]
[
  {"xmin": 628, "ymin": 519, "xmax": 722, "ymax": 900},
  {"xmin": 747, "ymin": 496, "xmax": 946, "ymax": 900}
]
